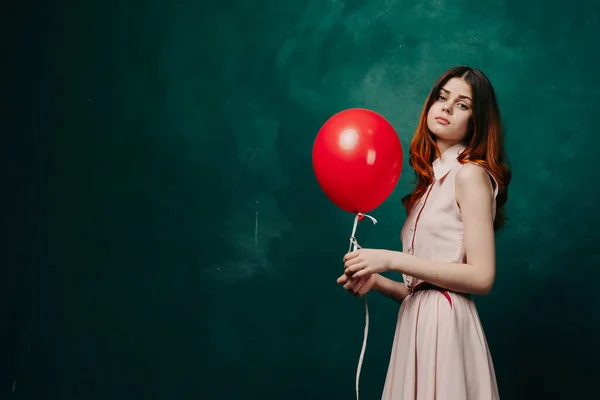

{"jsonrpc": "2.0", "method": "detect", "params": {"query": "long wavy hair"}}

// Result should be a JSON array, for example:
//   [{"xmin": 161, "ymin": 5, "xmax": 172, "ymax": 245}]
[{"xmin": 401, "ymin": 66, "xmax": 512, "ymax": 230}]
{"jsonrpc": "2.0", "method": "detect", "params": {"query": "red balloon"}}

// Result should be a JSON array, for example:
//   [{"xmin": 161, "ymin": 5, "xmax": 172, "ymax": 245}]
[{"xmin": 312, "ymin": 108, "xmax": 403, "ymax": 214}]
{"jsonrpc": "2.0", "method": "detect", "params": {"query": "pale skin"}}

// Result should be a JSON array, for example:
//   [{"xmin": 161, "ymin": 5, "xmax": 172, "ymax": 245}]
[{"xmin": 337, "ymin": 77, "xmax": 497, "ymax": 301}]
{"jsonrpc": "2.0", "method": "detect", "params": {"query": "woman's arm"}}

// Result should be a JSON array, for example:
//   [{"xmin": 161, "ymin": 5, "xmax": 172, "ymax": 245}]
[
  {"xmin": 344, "ymin": 164, "xmax": 497, "ymax": 295},
  {"xmin": 337, "ymin": 273, "xmax": 409, "ymax": 303},
  {"xmin": 373, "ymin": 274, "xmax": 410, "ymax": 304},
  {"xmin": 387, "ymin": 164, "xmax": 497, "ymax": 295}
]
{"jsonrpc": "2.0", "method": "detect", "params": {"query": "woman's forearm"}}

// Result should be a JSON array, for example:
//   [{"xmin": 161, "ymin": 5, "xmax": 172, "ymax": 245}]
[
  {"xmin": 373, "ymin": 274, "xmax": 409, "ymax": 304},
  {"xmin": 386, "ymin": 250, "xmax": 494, "ymax": 295}
]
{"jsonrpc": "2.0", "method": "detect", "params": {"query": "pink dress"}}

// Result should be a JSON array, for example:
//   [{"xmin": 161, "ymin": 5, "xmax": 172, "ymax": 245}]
[{"xmin": 381, "ymin": 143, "xmax": 500, "ymax": 399}]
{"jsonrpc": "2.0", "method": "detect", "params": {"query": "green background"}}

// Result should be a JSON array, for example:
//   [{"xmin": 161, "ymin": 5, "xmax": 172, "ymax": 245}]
[{"xmin": 4, "ymin": 0, "xmax": 599, "ymax": 398}]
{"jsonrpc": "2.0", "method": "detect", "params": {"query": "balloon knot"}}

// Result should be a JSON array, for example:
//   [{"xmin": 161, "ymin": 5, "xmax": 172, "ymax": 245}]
[{"xmin": 357, "ymin": 214, "xmax": 365, "ymax": 221}]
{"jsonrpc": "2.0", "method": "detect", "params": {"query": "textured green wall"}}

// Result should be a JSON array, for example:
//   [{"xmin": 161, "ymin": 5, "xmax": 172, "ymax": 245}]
[{"xmin": 5, "ymin": 0, "xmax": 599, "ymax": 398}]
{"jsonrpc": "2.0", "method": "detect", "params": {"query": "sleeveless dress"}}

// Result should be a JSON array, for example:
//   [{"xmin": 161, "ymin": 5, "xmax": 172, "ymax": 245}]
[{"xmin": 381, "ymin": 143, "xmax": 500, "ymax": 400}]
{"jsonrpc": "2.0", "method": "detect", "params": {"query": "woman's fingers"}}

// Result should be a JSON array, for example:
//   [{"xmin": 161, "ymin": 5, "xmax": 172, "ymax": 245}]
[
  {"xmin": 337, "ymin": 273, "xmax": 348, "ymax": 285},
  {"xmin": 352, "ymin": 278, "xmax": 366, "ymax": 296}
]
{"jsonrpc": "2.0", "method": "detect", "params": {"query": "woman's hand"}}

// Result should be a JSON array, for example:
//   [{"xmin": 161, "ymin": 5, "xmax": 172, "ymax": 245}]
[
  {"xmin": 337, "ymin": 273, "xmax": 379, "ymax": 297},
  {"xmin": 343, "ymin": 249, "xmax": 391, "ymax": 278}
]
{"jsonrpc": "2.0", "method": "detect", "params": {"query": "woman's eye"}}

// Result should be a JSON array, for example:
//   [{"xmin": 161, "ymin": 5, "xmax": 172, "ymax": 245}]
[
  {"xmin": 458, "ymin": 103, "xmax": 469, "ymax": 110},
  {"xmin": 438, "ymin": 95, "xmax": 446, "ymax": 101}
]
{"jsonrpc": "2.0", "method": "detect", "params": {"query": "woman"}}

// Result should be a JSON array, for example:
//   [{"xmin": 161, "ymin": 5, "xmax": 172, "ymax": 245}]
[{"xmin": 337, "ymin": 65, "xmax": 511, "ymax": 399}]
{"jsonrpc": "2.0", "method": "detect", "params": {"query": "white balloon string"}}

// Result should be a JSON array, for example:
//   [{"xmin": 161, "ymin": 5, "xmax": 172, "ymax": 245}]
[
  {"xmin": 347, "ymin": 212, "xmax": 377, "ymax": 400},
  {"xmin": 348, "ymin": 212, "xmax": 377, "ymax": 253}
]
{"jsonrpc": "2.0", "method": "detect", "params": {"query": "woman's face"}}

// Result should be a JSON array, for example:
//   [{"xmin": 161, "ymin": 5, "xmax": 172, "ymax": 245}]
[{"xmin": 427, "ymin": 77, "xmax": 473, "ymax": 146}]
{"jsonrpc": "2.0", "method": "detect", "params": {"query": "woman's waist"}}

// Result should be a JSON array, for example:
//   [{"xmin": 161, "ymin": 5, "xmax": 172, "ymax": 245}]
[{"xmin": 404, "ymin": 278, "xmax": 472, "ymax": 300}]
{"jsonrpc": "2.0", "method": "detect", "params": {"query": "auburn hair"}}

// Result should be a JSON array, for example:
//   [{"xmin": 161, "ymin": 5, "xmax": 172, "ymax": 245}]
[{"xmin": 401, "ymin": 66, "xmax": 512, "ymax": 230}]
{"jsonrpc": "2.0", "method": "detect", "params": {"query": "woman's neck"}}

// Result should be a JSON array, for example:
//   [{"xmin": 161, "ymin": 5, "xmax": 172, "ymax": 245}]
[{"xmin": 436, "ymin": 139, "xmax": 463, "ymax": 155}]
